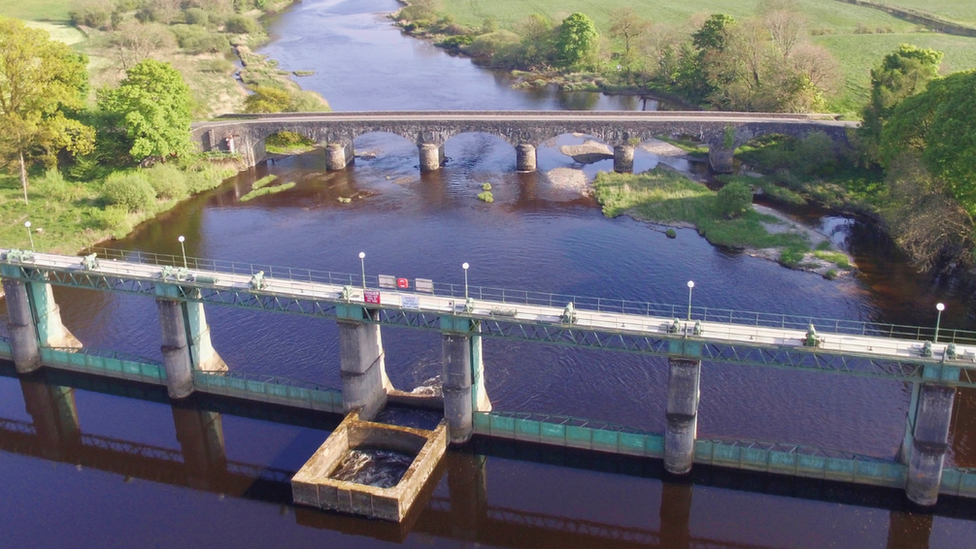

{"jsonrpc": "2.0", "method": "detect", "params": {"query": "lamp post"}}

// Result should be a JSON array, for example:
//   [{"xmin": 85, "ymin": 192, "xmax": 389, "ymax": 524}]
[
  {"xmin": 178, "ymin": 235, "xmax": 187, "ymax": 268},
  {"xmin": 462, "ymin": 262, "xmax": 469, "ymax": 300},
  {"xmin": 359, "ymin": 252, "xmax": 366, "ymax": 288},
  {"xmin": 24, "ymin": 221, "xmax": 34, "ymax": 252},
  {"xmin": 686, "ymin": 280, "xmax": 695, "ymax": 320},
  {"xmin": 935, "ymin": 302, "xmax": 945, "ymax": 343}
]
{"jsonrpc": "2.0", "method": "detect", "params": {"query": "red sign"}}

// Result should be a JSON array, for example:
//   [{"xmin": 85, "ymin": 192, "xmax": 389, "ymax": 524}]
[
  {"xmin": 364, "ymin": 289, "xmax": 381, "ymax": 304},
  {"xmin": 396, "ymin": 278, "xmax": 409, "ymax": 289}
]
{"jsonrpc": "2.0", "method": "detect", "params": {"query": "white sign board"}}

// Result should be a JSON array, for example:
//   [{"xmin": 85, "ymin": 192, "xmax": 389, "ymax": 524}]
[
  {"xmin": 416, "ymin": 278, "xmax": 434, "ymax": 293},
  {"xmin": 401, "ymin": 295, "xmax": 420, "ymax": 309}
]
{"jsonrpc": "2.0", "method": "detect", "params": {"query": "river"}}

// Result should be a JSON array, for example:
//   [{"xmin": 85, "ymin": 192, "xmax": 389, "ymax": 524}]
[{"xmin": 2, "ymin": 0, "xmax": 976, "ymax": 547}]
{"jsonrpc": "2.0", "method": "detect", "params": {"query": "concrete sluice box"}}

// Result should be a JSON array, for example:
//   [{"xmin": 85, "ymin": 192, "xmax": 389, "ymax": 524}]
[{"xmin": 291, "ymin": 411, "xmax": 448, "ymax": 522}]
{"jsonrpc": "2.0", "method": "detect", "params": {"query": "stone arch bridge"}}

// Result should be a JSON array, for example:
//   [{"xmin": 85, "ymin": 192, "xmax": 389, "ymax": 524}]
[{"xmin": 192, "ymin": 111, "xmax": 855, "ymax": 174}]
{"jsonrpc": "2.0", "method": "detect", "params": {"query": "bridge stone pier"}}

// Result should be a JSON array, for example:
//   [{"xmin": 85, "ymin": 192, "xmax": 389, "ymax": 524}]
[
  {"xmin": 1, "ymin": 267, "xmax": 81, "ymax": 374},
  {"xmin": 442, "ymin": 316, "xmax": 491, "ymax": 443},
  {"xmin": 336, "ymin": 304, "xmax": 393, "ymax": 420},
  {"xmin": 665, "ymin": 357, "xmax": 701, "ymax": 475},
  {"xmin": 903, "ymin": 365, "xmax": 958, "ymax": 506},
  {"xmin": 155, "ymin": 283, "xmax": 227, "ymax": 399},
  {"xmin": 325, "ymin": 141, "xmax": 355, "ymax": 171},
  {"xmin": 192, "ymin": 112, "xmax": 853, "ymax": 175}
]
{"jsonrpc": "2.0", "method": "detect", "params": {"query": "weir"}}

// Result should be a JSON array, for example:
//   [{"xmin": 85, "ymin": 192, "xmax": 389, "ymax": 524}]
[{"xmin": 2, "ymin": 247, "xmax": 976, "ymax": 509}]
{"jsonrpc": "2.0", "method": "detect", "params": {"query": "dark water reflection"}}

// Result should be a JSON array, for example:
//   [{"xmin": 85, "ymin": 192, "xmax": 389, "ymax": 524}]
[
  {"xmin": 2, "ymin": 368, "xmax": 975, "ymax": 549},
  {"xmin": 3, "ymin": 0, "xmax": 976, "ymax": 546}
]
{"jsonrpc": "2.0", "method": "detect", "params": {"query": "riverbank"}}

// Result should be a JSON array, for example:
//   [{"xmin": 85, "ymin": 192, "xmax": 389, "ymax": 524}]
[{"xmin": 593, "ymin": 168, "xmax": 854, "ymax": 278}]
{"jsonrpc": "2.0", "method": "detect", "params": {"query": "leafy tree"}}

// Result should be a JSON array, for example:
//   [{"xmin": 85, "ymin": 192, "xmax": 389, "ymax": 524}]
[
  {"xmin": 692, "ymin": 14, "xmax": 736, "ymax": 53},
  {"xmin": 555, "ymin": 13, "xmax": 598, "ymax": 69},
  {"xmin": 608, "ymin": 7, "xmax": 650, "ymax": 59},
  {"xmin": 103, "ymin": 20, "xmax": 176, "ymax": 70},
  {"xmin": 880, "ymin": 70, "xmax": 976, "ymax": 215},
  {"xmin": 98, "ymin": 59, "xmax": 192, "ymax": 163},
  {"xmin": 0, "ymin": 17, "xmax": 94, "ymax": 204},
  {"xmin": 859, "ymin": 44, "xmax": 943, "ymax": 164}
]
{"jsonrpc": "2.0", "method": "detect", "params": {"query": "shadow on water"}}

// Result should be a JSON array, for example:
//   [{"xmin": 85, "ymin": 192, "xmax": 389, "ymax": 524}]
[{"xmin": 1, "ymin": 362, "xmax": 972, "ymax": 548}]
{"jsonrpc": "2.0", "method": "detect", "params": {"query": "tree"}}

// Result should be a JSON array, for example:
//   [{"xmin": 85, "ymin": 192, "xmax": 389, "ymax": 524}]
[
  {"xmin": 880, "ymin": 70, "xmax": 976, "ymax": 215},
  {"xmin": 98, "ymin": 59, "xmax": 192, "ymax": 163},
  {"xmin": 608, "ymin": 7, "xmax": 650, "ymax": 59},
  {"xmin": 859, "ymin": 44, "xmax": 943, "ymax": 164},
  {"xmin": 692, "ymin": 14, "xmax": 736, "ymax": 53},
  {"xmin": 0, "ymin": 17, "xmax": 94, "ymax": 204},
  {"xmin": 555, "ymin": 13, "xmax": 598, "ymax": 69},
  {"xmin": 758, "ymin": 0, "xmax": 803, "ymax": 58},
  {"xmin": 104, "ymin": 20, "xmax": 176, "ymax": 71}
]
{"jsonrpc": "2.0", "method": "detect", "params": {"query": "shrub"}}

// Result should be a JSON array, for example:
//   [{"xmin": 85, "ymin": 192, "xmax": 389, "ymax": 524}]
[
  {"xmin": 469, "ymin": 30, "xmax": 520, "ymax": 59},
  {"xmin": 779, "ymin": 247, "xmax": 806, "ymax": 268},
  {"xmin": 481, "ymin": 182, "xmax": 492, "ymax": 191},
  {"xmin": 172, "ymin": 24, "xmax": 231, "ymax": 54},
  {"xmin": 34, "ymin": 170, "xmax": 82, "ymax": 202},
  {"xmin": 144, "ymin": 164, "xmax": 188, "ymax": 200},
  {"xmin": 185, "ymin": 7, "xmax": 209, "ymax": 26},
  {"xmin": 792, "ymin": 132, "xmax": 838, "ymax": 177},
  {"xmin": 92, "ymin": 205, "xmax": 133, "ymax": 234},
  {"xmin": 101, "ymin": 172, "xmax": 157, "ymax": 212},
  {"xmin": 477, "ymin": 190, "xmax": 494, "ymax": 202},
  {"xmin": 666, "ymin": 228, "xmax": 677, "ymax": 239},
  {"xmin": 185, "ymin": 164, "xmax": 235, "ymax": 193},
  {"xmin": 69, "ymin": 0, "xmax": 113, "ymax": 28},
  {"xmin": 716, "ymin": 181, "xmax": 752, "ymax": 218},
  {"xmin": 824, "ymin": 269, "xmax": 838, "ymax": 280},
  {"xmin": 225, "ymin": 14, "xmax": 260, "ymax": 34}
]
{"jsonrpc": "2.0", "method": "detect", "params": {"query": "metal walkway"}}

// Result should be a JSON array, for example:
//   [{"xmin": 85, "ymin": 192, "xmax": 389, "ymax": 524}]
[{"xmin": 4, "ymin": 248, "xmax": 975, "ymax": 386}]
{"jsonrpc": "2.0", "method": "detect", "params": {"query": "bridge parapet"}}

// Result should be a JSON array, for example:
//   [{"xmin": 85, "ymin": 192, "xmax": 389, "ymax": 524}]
[{"xmin": 192, "ymin": 112, "xmax": 855, "ymax": 173}]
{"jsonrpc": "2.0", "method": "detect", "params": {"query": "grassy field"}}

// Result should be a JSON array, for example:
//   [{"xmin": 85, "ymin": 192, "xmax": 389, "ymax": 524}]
[
  {"xmin": 23, "ymin": 21, "xmax": 85, "ymax": 45},
  {"xmin": 440, "ymin": 0, "xmax": 916, "ymax": 33},
  {"xmin": 816, "ymin": 31, "xmax": 976, "ymax": 111},
  {"xmin": 875, "ymin": 0, "xmax": 976, "ymax": 25},
  {"xmin": 0, "ymin": 0, "xmax": 69, "ymax": 22}
]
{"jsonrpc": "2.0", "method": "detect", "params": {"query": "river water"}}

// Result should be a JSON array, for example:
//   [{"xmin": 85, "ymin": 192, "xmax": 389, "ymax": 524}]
[{"xmin": 2, "ymin": 0, "xmax": 976, "ymax": 547}]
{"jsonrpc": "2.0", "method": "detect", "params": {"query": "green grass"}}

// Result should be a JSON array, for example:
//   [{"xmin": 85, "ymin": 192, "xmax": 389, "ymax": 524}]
[
  {"xmin": 813, "ymin": 249, "xmax": 851, "ymax": 268},
  {"xmin": 816, "ymin": 32, "xmax": 976, "ymax": 112},
  {"xmin": 240, "ymin": 181, "xmax": 295, "ymax": 202},
  {"xmin": 0, "ymin": 0, "xmax": 70, "ymax": 22},
  {"xmin": 24, "ymin": 21, "xmax": 85, "ymax": 45},
  {"xmin": 874, "ymin": 0, "xmax": 976, "ymax": 25},
  {"xmin": 593, "ymin": 167, "xmax": 809, "ymax": 250},
  {"xmin": 655, "ymin": 135, "xmax": 709, "ymax": 157},
  {"xmin": 439, "ymin": 0, "xmax": 914, "ymax": 32},
  {"xmin": 0, "ymin": 163, "xmax": 234, "ymax": 253}
]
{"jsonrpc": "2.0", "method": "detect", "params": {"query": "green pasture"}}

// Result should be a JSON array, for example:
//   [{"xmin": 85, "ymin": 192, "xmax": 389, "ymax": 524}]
[
  {"xmin": 817, "ymin": 32, "xmax": 976, "ymax": 112},
  {"xmin": 440, "ymin": 0, "xmax": 916, "ymax": 32},
  {"xmin": 874, "ymin": 0, "xmax": 976, "ymax": 25},
  {"xmin": 0, "ymin": 0, "xmax": 70, "ymax": 22}
]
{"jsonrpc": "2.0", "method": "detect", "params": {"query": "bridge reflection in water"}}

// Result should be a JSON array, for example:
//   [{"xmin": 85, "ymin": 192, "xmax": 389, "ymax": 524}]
[{"xmin": 0, "ymin": 364, "xmax": 958, "ymax": 549}]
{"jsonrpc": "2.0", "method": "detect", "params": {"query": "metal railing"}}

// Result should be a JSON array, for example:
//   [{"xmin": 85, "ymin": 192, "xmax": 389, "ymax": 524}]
[{"xmin": 76, "ymin": 246, "xmax": 976, "ymax": 346}]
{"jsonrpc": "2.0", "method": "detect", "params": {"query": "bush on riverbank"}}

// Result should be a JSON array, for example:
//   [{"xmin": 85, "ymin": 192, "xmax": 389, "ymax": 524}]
[{"xmin": 593, "ymin": 168, "xmax": 809, "ymax": 250}]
